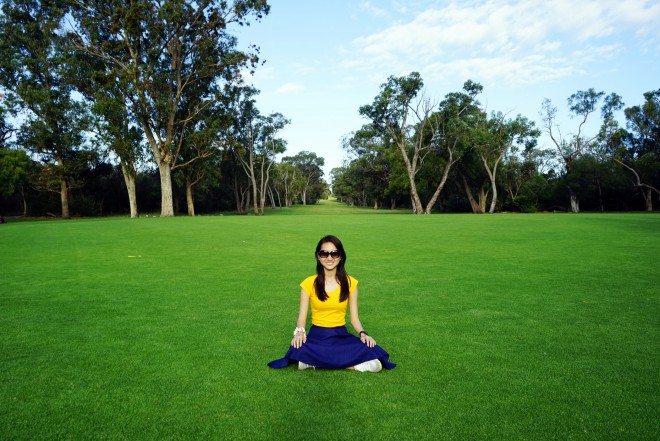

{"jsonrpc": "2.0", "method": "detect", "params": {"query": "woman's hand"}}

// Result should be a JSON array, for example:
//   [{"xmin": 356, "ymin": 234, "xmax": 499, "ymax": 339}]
[
  {"xmin": 291, "ymin": 331, "xmax": 306, "ymax": 348},
  {"xmin": 360, "ymin": 334, "xmax": 376, "ymax": 348}
]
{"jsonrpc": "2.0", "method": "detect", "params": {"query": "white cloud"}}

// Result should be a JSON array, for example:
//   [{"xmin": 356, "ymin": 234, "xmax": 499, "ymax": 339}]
[
  {"xmin": 290, "ymin": 62, "xmax": 317, "ymax": 76},
  {"xmin": 343, "ymin": 0, "xmax": 660, "ymax": 86},
  {"xmin": 275, "ymin": 83, "xmax": 305, "ymax": 94},
  {"xmin": 360, "ymin": 1, "xmax": 390, "ymax": 18}
]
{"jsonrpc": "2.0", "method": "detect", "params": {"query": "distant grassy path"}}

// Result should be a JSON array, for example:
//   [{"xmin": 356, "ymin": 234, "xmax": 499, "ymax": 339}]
[
  {"xmin": 270, "ymin": 197, "xmax": 411, "ymax": 215},
  {"xmin": 1, "ymin": 210, "xmax": 658, "ymax": 439}
]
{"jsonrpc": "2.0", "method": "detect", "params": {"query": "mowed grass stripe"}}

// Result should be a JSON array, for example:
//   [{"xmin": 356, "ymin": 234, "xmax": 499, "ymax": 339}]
[{"xmin": 0, "ymin": 208, "xmax": 658, "ymax": 440}]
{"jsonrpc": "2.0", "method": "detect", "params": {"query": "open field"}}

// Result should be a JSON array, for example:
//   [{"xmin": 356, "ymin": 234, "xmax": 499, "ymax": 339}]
[{"xmin": 1, "ymin": 205, "xmax": 658, "ymax": 440}]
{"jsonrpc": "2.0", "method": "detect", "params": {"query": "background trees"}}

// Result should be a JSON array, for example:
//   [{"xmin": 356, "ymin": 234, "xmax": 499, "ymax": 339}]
[
  {"xmin": 358, "ymin": 73, "xmax": 485, "ymax": 214},
  {"xmin": 235, "ymin": 110, "xmax": 288, "ymax": 215},
  {"xmin": 616, "ymin": 90, "xmax": 660, "ymax": 210},
  {"xmin": 70, "ymin": 0, "xmax": 270, "ymax": 216},
  {"xmin": 471, "ymin": 113, "xmax": 539, "ymax": 213},
  {"xmin": 540, "ymin": 89, "xmax": 624, "ymax": 213},
  {"xmin": 0, "ymin": 3, "xmax": 656, "ymax": 217},
  {"xmin": 0, "ymin": 147, "xmax": 30, "ymax": 215},
  {"xmin": 0, "ymin": 0, "xmax": 92, "ymax": 219},
  {"xmin": 334, "ymin": 74, "xmax": 657, "ymax": 213},
  {"xmin": 281, "ymin": 151, "xmax": 326, "ymax": 205}
]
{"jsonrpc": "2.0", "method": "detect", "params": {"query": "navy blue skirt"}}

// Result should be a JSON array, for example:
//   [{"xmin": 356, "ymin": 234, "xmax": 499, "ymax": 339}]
[{"xmin": 268, "ymin": 325, "xmax": 396, "ymax": 370}]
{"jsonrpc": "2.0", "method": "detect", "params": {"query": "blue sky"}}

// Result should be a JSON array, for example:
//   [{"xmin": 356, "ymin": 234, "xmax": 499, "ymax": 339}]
[{"xmin": 236, "ymin": 0, "xmax": 659, "ymax": 179}]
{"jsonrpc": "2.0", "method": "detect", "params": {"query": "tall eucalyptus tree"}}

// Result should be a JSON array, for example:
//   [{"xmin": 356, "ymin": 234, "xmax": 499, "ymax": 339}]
[
  {"xmin": 360, "ymin": 73, "xmax": 482, "ymax": 214},
  {"xmin": 69, "ymin": 0, "xmax": 270, "ymax": 216},
  {"xmin": 471, "ymin": 113, "xmax": 539, "ymax": 213},
  {"xmin": 617, "ymin": 90, "xmax": 660, "ymax": 210},
  {"xmin": 0, "ymin": 0, "xmax": 91, "ymax": 218},
  {"xmin": 540, "ymin": 89, "xmax": 615, "ymax": 212}
]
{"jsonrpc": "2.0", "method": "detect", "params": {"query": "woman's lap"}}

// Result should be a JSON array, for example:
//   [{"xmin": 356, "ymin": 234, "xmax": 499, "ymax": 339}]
[{"xmin": 268, "ymin": 325, "xmax": 396, "ymax": 370}]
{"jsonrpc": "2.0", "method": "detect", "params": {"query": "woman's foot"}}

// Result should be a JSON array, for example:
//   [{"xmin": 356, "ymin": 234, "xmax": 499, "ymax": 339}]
[
  {"xmin": 353, "ymin": 359, "xmax": 382, "ymax": 372},
  {"xmin": 298, "ymin": 361, "xmax": 316, "ymax": 370}
]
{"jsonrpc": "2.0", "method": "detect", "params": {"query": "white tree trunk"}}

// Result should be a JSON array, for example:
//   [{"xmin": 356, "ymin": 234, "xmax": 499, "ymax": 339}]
[
  {"xmin": 251, "ymin": 175, "xmax": 259, "ymax": 215},
  {"xmin": 397, "ymin": 141, "xmax": 424, "ymax": 214},
  {"xmin": 20, "ymin": 185, "xmax": 27, "ymax": 216},
  {"xmin": 158, "ymin": 161, "xmax": 175, "ymax": 216},
  {"xmin": 274, "ymin": 186, "xmax": 281, "ymax": 207},
  {"xmin": 480, "ymin": 153, "xmax": 502, "ymax": 214},
  {"xmin": 478, "ymin": 187, "xmax": 488, "ymax": 213},
  {"xmin": 425, "ymin": 150, "xmax": 455, "ymax": 214},
  {"xmin": 569, "ymin": 192, "xmax": 580, "ymax": 213},
  {"xmin": 267, "ymin": 185, "xmax": 276, "ymax": 208},
  {"xmin": 462, "ymin": 175, "xmax": 485, "ymax": 214},
  {"xmin": 120, "ymin": 163, "xmax": 138, "ymax": 218},
  {"xmin": 186, "ymin": 179, "xmax": 195, "ymax": 216}
]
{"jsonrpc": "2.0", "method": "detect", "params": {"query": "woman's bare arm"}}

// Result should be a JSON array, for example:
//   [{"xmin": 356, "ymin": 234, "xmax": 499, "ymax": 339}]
[
  {"xmin": 291, "ymin": 289, "xmax": 310, "ymax": 348},
  {"xmin": 349, "ymin": 288, "xmax": 376, "ymax": 347}
]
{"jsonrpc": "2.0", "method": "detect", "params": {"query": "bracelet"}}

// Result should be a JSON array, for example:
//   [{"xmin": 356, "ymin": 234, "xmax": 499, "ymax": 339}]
[
  {"xmin": 359, "ymin": 330, "xmax": 368, "ymax": 337},
  {"xmin": 293, "ymin": 327, "xmax": 306, "ymax": 336}
]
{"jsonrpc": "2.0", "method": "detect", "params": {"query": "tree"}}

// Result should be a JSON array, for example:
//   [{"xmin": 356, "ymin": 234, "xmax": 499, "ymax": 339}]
[
  {"xmin": 248, "ymin": 115, "xmax": 287, "ymax": 214},
  {"xmin": 330, "ymin": 156, "xmax": 383, "ymax": 208},
  {"xmin": 340, "ymin": 124, "xmax": 393, "ymax": 208},
  {"xmin": 172, "ymin": 85, "xmax": 240, "ymax": 216},
  {"xmin": 500, "ymin": 144, "xmax": 553, "ymax": 212},
  {"xmin": 360, "ymin": 73, "xmax": 482, "ymax": 214},
  {"xmin": 615, "ymin": 90, "xmax": 660, "ymax": 211},
  {"xmin": 70, "ymin": 0, "xmax": 270, "ymax": 216},
  {"xmin": 424, "ymin": 80, "xmax": 483, "ymax": 213},
  {"xmin": 0, "ymin": 103, "xmax": 30, "ymax": 215},
  {"xmin": 0, "ymin": 0, "xmax": 94, "ymax": 219},
  {"xmin": 472, "ymin": 113, "xmax": 539, "ymax": 213},
  {"xmin": 0, "ymin": 97, "xmax": 14, "ymax": 149},
  {"xmin": 540, "ymin": 89, "xmax": 612, "ymax": 212},
  {"xmin": 0, "ymin": 148, "xmax": 30, "ymax": 214},
  {"xmin": 272, "ymin": 161, "xmax": 298, "ymax": 207},
  {"xmin": 456, "ymin": 146, "xmax": 490, "ymax": 213},
  {"xmin": 359, "ymin": 72, "xmax": 426, "ymax": 213},
  {"xmin": 175, "ymin": 126, "xmax": 222, "ymax": 216},
  {"xmin": 231, "ymin": 90, "xmax": 288, "ymax": 215},
  {"xmin": 283, "ymin": 151, "xmax": 325, "ymax": 205},
  {"xmin": 68, "ymin": 44, "xmax": 144, "ymax": 218}
]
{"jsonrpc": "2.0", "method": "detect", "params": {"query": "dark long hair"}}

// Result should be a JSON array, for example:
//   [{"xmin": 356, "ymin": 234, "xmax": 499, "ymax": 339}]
[{"xmin": 314, "ymin": 235, "xmax": 351, "ymax": 302}]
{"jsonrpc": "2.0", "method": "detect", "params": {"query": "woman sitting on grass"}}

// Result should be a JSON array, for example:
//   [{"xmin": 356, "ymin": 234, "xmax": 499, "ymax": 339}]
[{"xmin": 268, "ymin": 235, "xmax": 395, "ymax": 372}]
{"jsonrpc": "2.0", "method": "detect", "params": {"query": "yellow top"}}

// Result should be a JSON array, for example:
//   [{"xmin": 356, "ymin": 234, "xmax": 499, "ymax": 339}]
[{"xmin": 300, "ymin": 275, "xmax": 359, "ymax": 327}]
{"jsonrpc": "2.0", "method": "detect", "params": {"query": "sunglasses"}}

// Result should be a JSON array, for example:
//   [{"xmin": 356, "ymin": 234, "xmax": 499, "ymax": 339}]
[{"xmin": 317, "ymin": 250, "xmax": 341, "ymax": 259}]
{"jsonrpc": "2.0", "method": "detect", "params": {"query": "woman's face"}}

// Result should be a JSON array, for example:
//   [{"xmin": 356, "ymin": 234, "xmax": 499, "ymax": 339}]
[{"xmin": 317, "ymin": 241, "xmax": 342, "ymax": 271}]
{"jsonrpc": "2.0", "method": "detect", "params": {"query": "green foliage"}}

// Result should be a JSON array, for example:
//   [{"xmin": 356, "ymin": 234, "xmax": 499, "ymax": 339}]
[
  {"xmin": 356, "ymin": 73, "xmax": 487, "ymax": 213},
  {"xmin": 335, "ymin": 124, "xmax": 401, "ymax": 208},
  {"xmin": 568, "ymin": 88, "xmax": 605, "ymax": 116},
  {"xmin": 0, "ymin": 103, "xmax": 12, "ymax": 149},
  {"xmin": 622, "ymin": 90, "xmax": 659, "ymax": 184},
  {"xmin": 542, "ymin": 89, "xmax": 610, "ymax": 169},
  {"xmin": 0, "ymin": 5, "xmax": 655, "ymax": 216},
  {"xmin": 70, "ymin": 0, "xmax": 272, "ymax": 215},
  {"xmin": 0, "ymin": 148, "xmax": 30, "ymax": 196},
  {"xmin": 0, "ymin": 210, "xmax": 658, "ymax": 439},
  {"xmin": 358, "ymin": 71, "xmax": 424, "ymax": 141},
  {"xmin": 0, "ymin": 0, "xmax": 94, "ymax": 217},
  {"xmin": 282, "ymin": 150, "xmax": 326, "ymax": 204}
]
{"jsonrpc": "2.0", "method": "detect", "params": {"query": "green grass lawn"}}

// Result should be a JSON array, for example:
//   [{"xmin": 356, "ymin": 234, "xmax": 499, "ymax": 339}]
[{"xmin": 1, "ymin": 204, "xmax": 658, "ymax": 440}]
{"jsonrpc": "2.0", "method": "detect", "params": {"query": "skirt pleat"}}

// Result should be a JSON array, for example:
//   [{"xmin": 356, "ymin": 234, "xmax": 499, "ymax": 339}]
[{"xmin": 267, "ymin": 325, "xmax": 396, "ymax": 370}]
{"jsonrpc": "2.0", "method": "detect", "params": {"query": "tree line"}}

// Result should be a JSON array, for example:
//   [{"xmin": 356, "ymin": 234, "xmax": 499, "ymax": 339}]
[
  {"xmin": 333, "ymin": 73, "xmax": 658, "ymax": 213},
  {"xmin": 1, "ymin": 1, "xmax": 657, "ymax": 218},
  {"xmin": 0, "ymin": 0, "xmax": 327, "ymax": 219}
]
